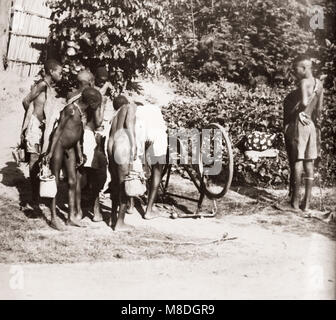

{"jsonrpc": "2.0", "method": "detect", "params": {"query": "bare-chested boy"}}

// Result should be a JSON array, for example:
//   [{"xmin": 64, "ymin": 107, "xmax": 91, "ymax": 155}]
[
  {"xmin": 283, "ymin": 54, "xmax": 323, "ymax": 214},
  {"xmin": 66, "ymin": 69, "xmax": 107, "ymax": 221},
  {"xmin": 21, "ymin": 60, "xmax": 63, "ymax": 209},
  {"xmin": 45, "ymin": 87, "xmax": 102, "ymax": 230},
  {"xmin": 91, "ymin": 66, "xmax": 114, "ymax": 220},
  {"xmin": 107, "ymin": 95, "xmax": 167, "ymax": 231}
]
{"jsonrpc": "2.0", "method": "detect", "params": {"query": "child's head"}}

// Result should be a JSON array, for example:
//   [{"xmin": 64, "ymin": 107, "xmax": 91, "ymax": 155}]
[
  {"xmin": 95, "ymin": 66, "xmax": 109, "ymax": 88},
  {"xmin": 44, "ymin": 59, "xmax": 63, "ymax": 82},
  {"xmin": 293, "ymin": 54, "xmax": 313, "ymax": 80},
  {"xmin": 77, "ymin": 70, "xmax": 95, "ymax": 89},
  {"xmin": 82, "ymin": 87, "xmax": 102, "ymax": 110},
  {"xmin": 113, "ymin": 95, "xmax": 129, "ymax": 111}
]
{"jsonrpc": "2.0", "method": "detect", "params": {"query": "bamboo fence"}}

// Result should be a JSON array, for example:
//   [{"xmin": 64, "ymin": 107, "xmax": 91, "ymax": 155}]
[{"xmin": 7, "ymin": 0, "xmax": 52, "ymax": 77}]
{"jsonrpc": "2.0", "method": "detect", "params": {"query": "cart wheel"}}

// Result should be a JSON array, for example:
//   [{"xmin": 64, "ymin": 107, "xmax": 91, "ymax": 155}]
[{"xmin": 199, "ymin": 123, "xmax": 234, "ymax": 199}]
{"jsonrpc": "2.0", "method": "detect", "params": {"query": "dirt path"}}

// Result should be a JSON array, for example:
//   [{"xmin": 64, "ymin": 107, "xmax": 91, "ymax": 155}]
[
  {"xmin": 0, "ymin": 72, "xmax": 335, "ymax": 300},
  {"xmin": 0, "ymin": 224, "xmax": 335, "ymax": 299}
]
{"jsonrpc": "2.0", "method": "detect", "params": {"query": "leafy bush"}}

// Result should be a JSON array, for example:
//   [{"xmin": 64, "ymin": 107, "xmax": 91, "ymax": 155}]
[
  {"xmin": 163, "ymin": 78, "xmax": 336, "ymax": 187},
  {"xmin": 48, "ymin": 0, "xmax": 167, "ymax": 95},
  {"xmin": 162, "ymin": 0, "xmax": 317, "ymax": 85}
]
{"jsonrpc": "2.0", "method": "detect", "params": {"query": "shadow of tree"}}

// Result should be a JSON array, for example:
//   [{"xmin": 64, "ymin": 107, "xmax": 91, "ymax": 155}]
[
  {"xmin": 0, "ymin": 161, "xmax": 30, "ymax": 208},
  {"xmin": 0, "ymin": 161, "xmax": 72, "ymax": 222},
  {"xmin": 231, "ymin": 185, "xmax": 281, "ymax": 203}
]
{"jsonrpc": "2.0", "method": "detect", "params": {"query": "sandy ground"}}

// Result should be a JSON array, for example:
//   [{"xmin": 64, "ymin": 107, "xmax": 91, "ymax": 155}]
[{"xmin": 0, "ymin": 72, "xmax": 335, "ymax": 300}]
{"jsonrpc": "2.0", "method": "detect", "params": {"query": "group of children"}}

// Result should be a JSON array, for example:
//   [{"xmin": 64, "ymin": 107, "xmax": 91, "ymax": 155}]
[
  {"xmin": 18, "ymin": 53, "xmax": 328, "ymax": 231},
  {"xmin": 19, "ymin": 59, "xmax": 168, "ymax": 231}
]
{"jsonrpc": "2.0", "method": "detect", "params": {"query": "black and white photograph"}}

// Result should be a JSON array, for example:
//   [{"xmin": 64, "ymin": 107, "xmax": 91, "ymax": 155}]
[{"xmin": 0, "ymin": 0, "xmax": 335, "ymax": 302}]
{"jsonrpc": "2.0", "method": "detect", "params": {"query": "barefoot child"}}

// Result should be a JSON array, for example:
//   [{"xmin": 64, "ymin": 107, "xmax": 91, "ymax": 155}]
[
  {"xmin": 80, "ymin": 69, "xmax": 107, "ymax": 222},
  {"xmin": 90, "ymin": 66, "xmax": 114, "ymax": 220},
  {"xmin": 107, "ymin": 95, "xmax": 167, "ymax": 231},
  {"xmin": 45, "ymin": 87, "xmax": 102, "ymax": 230},
  {"xmin": 283, "ymin": 54, "xmax": 323, "ymax": 214},
  {"xmin": 21, "ymin": 60, "xmax": 63, "ymax": 209},
  {"xmin": 66, "ymin": 69, "xmax": 106, "ymax": 222}
]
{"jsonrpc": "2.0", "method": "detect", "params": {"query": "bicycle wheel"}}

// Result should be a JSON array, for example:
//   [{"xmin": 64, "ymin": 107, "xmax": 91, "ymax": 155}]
[{"xmin": 199, "ymin": 123, "xmax": 234, "ymax": 199}]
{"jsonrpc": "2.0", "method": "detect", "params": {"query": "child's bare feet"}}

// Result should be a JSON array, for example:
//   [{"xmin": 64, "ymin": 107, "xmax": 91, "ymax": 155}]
[
  {"xmin": 74, "ymin": 210, "xmax": 83, "ymax": 220},
  {"xmin": 127, "ymin": 206, "xmax": 137, "ymax": 215},
  {"xmin": 113, "ymin": 221, "xmax": 134, "ymax": 232},
  {"xmin": 50, "ymin": 217, "xmax": 66, "ymax": 231},
  {"xmin": 92, "ymin": 200, "xmax": 103, "ymax": 222},
  {"xmin": 274, "ymin": 202, "xmax": 302, "ymax": 214},
  {"xmin": 323, "ymin": 211, "xmax": 336, "ymax": 223},
  {"xmin": 66, "ymin": 217, "xmax": 86, "ymax": 228},
  {"xmin": 144, "ymin": 206, "xmax": 161, "ymax": 220},
  {"xmin": 92, "ymin": 213, "xmax": 103, "ymax": 222}
]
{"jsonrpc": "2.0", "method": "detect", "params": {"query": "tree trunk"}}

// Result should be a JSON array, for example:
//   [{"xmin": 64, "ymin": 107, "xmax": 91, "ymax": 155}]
[{"xmin": 0, "ymin": 0, "xmax": 12, "ymax": 71}]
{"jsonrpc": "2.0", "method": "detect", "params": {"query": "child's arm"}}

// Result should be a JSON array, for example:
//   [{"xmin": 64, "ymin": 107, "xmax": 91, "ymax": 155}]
[
  {"xmin": 21, "ymin": 103, "xmax": 34, "ymax": 136},
  {"xmin": 76, "ymin": 140, "xmax": 85, "ymax": 167},
  {"xmin": 45, "ymin": 107, "xmax": 72, "ymax": 161},
  {"xmin": 107, "ymin": 124, "xmax": 114, "ymax": 159},
  {"xmin": 22, "ymin": 81, "xmax": 47, "ymax": 111},
  {"xmin": 297, "ymin": 79, "xmax": 312, "ymax": 125},
  {"xmin": 93, "ymin": 102, "xmax": 106, "ymax": 129},
  {"xmin": 99, "ymin": 81, "xmax": 113, "ymax": 96},
  {"xmin": 315, "ymin": 86, "xmax": 324, "ymax": 129},
  {"xmin": 315, "ymin": 87, "xmax": 324, "ymax": 160},
  {"xmin": 299, "ymin": 79, "xmax": 310, "ymax": 109}
]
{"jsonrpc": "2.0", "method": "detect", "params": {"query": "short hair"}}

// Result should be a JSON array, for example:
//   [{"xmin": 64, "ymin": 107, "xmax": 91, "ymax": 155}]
[
  {"xmin": 113, "ymin": 95, "xmax": 129, "ymax": 110},
  {"xmin": 82, "ymin": 87, "xmax": 102, "ymax": 110},
  {"xmin": 96, "ymin": 66, "xmax": 109, "ymax": 79},
  {"xmin": 77, "ymin": 69, "xmax": 94, "ymax": 86},
  {"xmin": 293, "ymin": 54, "xmax": 312, "ymax": 66},
  {"xmin": 44, "ymin": 59, "xmax": 62, "ymax": 74}
]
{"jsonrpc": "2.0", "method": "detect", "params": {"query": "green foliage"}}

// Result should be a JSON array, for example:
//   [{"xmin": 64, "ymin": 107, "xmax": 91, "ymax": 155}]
[
  {"xmin": 314, "ymin": 1, "xmax": 336, "ymax": 90},
  {"xmin": 163, "ymin": 78, "xmax": 336, "ymax": 186},
  {"xmin": 162, "ymin": 0, "xmax": 320, "ymax": 85},
  {"xmin": 45, "ymin": 0, "xmax": 335, "ymax": 187},
  {"xmin": 48, "ymin": 0, "xmax": 168, "ymax": 94},
  {"xmin": 160, "ymin": 0, "xmax": 336, "ymax": 186}
]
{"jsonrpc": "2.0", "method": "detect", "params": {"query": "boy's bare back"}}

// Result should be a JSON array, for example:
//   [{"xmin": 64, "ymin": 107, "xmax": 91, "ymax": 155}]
[
  {"xmin": 300, "ymin": 77, "xmax": 323, "ymax": 117},
  {"xmin": 110, "ymin": 103, "xmax": 136, "ymax": 135},
  {"xmin": 23, "ymin": 80, "xmax": 48, "ymax": 122}
]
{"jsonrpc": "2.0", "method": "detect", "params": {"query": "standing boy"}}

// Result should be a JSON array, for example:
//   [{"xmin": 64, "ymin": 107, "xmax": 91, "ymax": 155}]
[
  {"xmin": 107, "ymin": 95, "xmax": 167, "ymax": 231},
  {"xmin": 45, "ymin": 88, "xmax": 102, "ymax": 230},
  {"xmin": 66, "ymin": 69, "xmax": 106, "ymax": 221},
  {"xmin": 283, "ymin": 55, "xmax": 323, "ymax": 214},
  {"xmin": 21, "ymin": 59, "xmax": 63, "ymax": 209}
]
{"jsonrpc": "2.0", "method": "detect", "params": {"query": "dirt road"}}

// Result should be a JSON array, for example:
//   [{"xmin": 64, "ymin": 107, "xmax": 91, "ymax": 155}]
[
  {"xmin": 0, "ymin": 72, "xmax": 335, "ymax": 300},
  {"xmin": 0, "ymin": 223, "xmax": 335, "ymax": 299}
]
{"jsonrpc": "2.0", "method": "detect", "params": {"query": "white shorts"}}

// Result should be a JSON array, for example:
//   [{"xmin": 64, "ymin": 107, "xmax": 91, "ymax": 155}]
[
  {"xmin": 25, "ymin": 114, "xmax": 43, "ymax": 154},
  {"xmin": 83, "ymin": 128, "xmax": 97, "ymax": 168},
  {"xmin": 136, "ymin": 104, "xmax": 168, "ymax": 158}
]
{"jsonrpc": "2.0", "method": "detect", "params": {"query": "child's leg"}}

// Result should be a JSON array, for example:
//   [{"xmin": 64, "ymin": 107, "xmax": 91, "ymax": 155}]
[
  {"xmin": 115, "ymin": 166, "xmax": 131, "ymax": 230},
  {"xmin": 64, "ymin": 148, "xmax": 84, "ymax": 227},
  {"xmin": 292, "ymin": 160, "xmax": 303, "ymax": 210},
  {"xmin": 288, "ymin": 156, "xmax": 296, "ymax": 199},
  {"xmin": 127, "ymin": 197, "xmax": 137, "ymax": 214},
  {"xmin": 50, "ymin": 143, "xmax": 66, "ymax": 230},
  {"xmin": 29, "ymin": 152, "xmax": 40, "ymax": 204},
  {"xmin": 108, "ymin": 161, "xmax": 119, "ymax": 227},
  {"xmin": 75, "ymin": 168, "xmax": 83, "ymax": 219},
  {"xmin": 112, "ymin": 136, "xmax": 132, "ymax": 231},
  {"xmin": 89, "ymin": 168, "xmax": 104, "ymax": 222},
  {"xmin": 301, "ymin": 160, "xmax": 314, "ymax": 211},
  {"xmin": 144, "ymin": 163, "xmax": 163, "ymax": 219}
]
